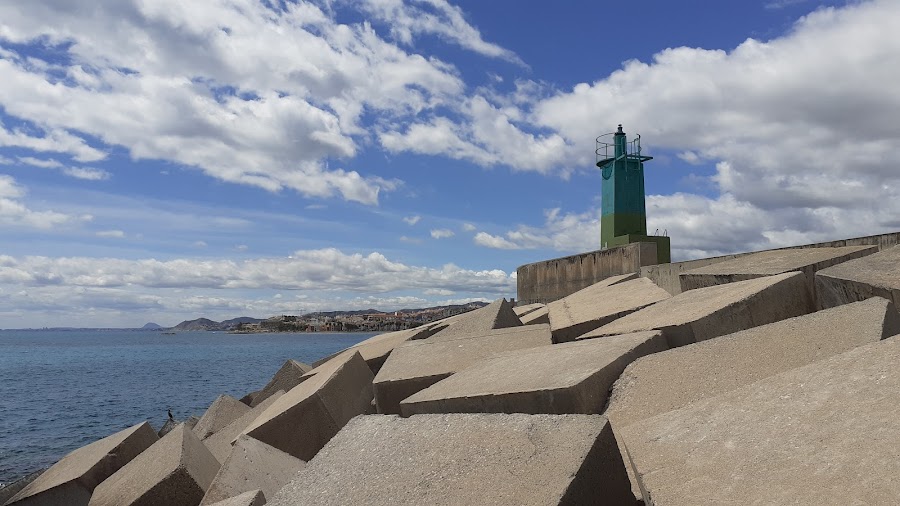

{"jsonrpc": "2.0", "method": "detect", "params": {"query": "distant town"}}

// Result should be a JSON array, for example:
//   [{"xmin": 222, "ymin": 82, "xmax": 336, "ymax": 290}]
[{"xmin": 164, "ymin": 302, "xmax": 490, "ymax": 333}]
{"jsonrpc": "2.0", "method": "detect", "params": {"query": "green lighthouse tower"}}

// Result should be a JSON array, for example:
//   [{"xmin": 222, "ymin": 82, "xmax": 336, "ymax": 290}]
[{"xmin": 596, "ymin": 125, "xmax": 670, "ymax": 263}]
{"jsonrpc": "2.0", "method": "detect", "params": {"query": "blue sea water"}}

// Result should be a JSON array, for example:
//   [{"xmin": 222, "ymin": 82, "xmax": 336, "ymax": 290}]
[{"xmin": 0, "ymin": 329, "xmax": 374, "ymax": 485}]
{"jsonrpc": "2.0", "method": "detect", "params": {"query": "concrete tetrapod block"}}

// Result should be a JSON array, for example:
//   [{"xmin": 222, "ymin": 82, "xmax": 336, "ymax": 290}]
[
  {"xmin": 373, "ymin": 324, "xmax": 553, "ymax": 415},
  {"xmin": 200, "ymin": 435, "xmax": 305, "ymax": 506},
  {"xmin": 193, "ymin": 395, "xmax": 251, "ymax": 440},
  {"xmin": 240, "ymin": 351, "xmax": 374, "ymax": 461},
  {"xmin": 587, "ymin": 271, "xmax": 813, "ymax": 347},
  {"xmin": 250, "ymin": 359, "xmax": 312, "ymax": 407},
  {"xmin": 203, "ymin": 391, "xmax": 285, "ymax": 464},
  {"xmin": 1, "ymin": 470, "xmax": 44, "ymax": 506},
  {"xmin": 816, "ymin": 244, "xmax": 900, "ymax": 309},
  {"xmin": 620, "ymin": 335, "xmax": 900, "ymax": 505},
  {"xmin": 426, "ymin": 298, "xmax": 522, "ymax": 342},
  {"xmin": 204, "ymin": 490, "xmax": 265, "ymax": 506},
  {"xmin": 5, "ymin": 422, "xmax": 158, "ymax": 506},
  {"xmin": 88, "ymin": 424, "xmax": 219, "ymax": 506},
  {"xmin": 547, "ymin": 277, "xmax": 671, "ymax": 343},
  {"xmin": 678, "ymin": 244, "xmax": 876, "ymax": 298},
  {"xmin": 311, "ymin": 324, "xmax": 447, "ymax": 374},
  {"xmin": 269, "ymin": 414, "xmax": 633, "ymax": 506},
  {"xmin": 605, "ymin": 297, "xmax": 900, "ymax": 502},
  {"xmin": 401, "ymin": 331, "xmax": 666, "ymax": 417}
]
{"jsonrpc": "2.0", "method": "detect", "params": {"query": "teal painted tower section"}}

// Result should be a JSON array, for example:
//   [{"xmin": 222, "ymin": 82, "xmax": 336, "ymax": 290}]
[{"xmin": 596, "ymin": 125, "xmax": 670, "ymax": 263}]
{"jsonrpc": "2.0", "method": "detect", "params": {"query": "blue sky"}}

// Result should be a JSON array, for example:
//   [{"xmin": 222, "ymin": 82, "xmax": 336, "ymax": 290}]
[{"xmin": 1, "ymin": 0, "xmax": 899, "ymax": 328}]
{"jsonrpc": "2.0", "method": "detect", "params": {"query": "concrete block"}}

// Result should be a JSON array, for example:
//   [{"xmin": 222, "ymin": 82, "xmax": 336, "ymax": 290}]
[
  {"xmin": 548, "ymin": 277, "xmax": 671, "ymax": 343},
  {"xmin": 587, "ymin": 271, "xmax": 813, "ymax": 347},
  {"xmin": 5, "ymin": 423, "xmax": 158, "ymax": 506},
  {"xmin": 311, "ymin": 324, "xmax": 446, "ymax": 374},
  {"xmin": 193, "ymin": 395, "xmax": 251, "ymax": 441},
  {"xmin": 512, "ymin": 303, "xmax": 544, "ymax": 318},
  {"xmin": 816, "ymin": 245, "xmax": 900, "ymax": 309},
  {"xmin": 520, "ymin": 306, "xmax": 549, "ymax": 325},
  {"xmin": 605, "ymin": 297, "xmax": 900, "ymax": 501},
  {"xmin": 426, "ymin": 299, "xmax": 522, "ymax": 342},
  {"xmin": 240, "ymin": 351, "xmax": 374, "ymax": 461},
  {"xmin": 204, "ymin": 490, "xmax": 264, "ymax": 506},
  {"xmin": 0, "ymin": 470, "xmax": 44, "ymax": 506},
  {"xmin": 373, "ymin": 324, "xmax": 553, "ymax": 415},
  {"xmin": 237, "ymin": 391, "xmax": 259, "ymax": 407},
  {"xmin": 204, "ymin": 391, "xmax": 285, "ymax": 464},
  {"xmin": 200, "ymin": 435, "xmax": 305, "ymax": 506},
  {"xmin": 620, "ymin": 335, "xmax": 900, "ymax": 505},
  {"xmin": 250, "ymin": 360, "xmax": 312, "ymax": 407},
  {"xmin": 269, "ymin": 414, "xmax": 633, "ymax": 506},
  {"xmin": 88, "ymin": 424, "xmax": 219, "ymax": 506},
  {"xmin": 401, "ymin": 331, "xmax": 666, "ymax": 417},
  {"xmin": 679, "ymin": 245, "xmax": 876, "ymax": 299}
]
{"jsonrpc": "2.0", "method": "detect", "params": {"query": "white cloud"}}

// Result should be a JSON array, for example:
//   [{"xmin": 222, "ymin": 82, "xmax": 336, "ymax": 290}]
[
  {"xmin": 0, "ymin": 248, "xmax": 516, "ymax": 293},
  {"xmin": 403, "ymin": 215, "xmax": 422, "ymax": 225},
  {"xmin": 355, "ymin": 0, "xmax": 524, "ymax": 65},
  {"xmin": 96, "ymin": 230, "xmax": 126, "ymax": 238},
  {"xmin": 0, "ymin": 0, "xmax": 472, "ymax": 205},
  {"xmin": 461, "ymin": 223, "xmax": 476, "ymax": 232},
  {"xmin": 0, "ymin": 122, "xmax": 107, "ymax": 162},
  {"xmin": 193, "ymin": 241, "xmax": 208, "ymax": 248},
  {"xmin": 399, "ymin": 235, "xmax": 423, "ymax": 244},
  {"xmin": 63, "ymin": 167, "xmax": 110, "ymax": 181},
  {"xmin": 0, "ymin": 174, "xmax": 87, "ymax": 229},
  {"xmin": 17, "ymin": 156, "xmax": 63, "ymax": 169},
  {"xmin": 473, "ymin": 231, "xmax": 521, "ymax": 250},
  {"xmin": 430, "ymin": 228, "xmax": 454, "ymax": 239}
]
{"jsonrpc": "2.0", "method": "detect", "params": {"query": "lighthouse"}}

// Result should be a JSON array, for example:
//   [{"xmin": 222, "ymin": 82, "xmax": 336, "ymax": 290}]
[{"xmin": 596, "ymin": 125, "xmax": 670, "ymax": 263}]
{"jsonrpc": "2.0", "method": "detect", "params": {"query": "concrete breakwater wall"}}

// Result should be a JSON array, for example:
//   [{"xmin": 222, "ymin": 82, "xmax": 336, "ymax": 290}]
[
  {"xmin": 517, "ymin": 231, "xmax": 900, "ymax": 304},
  {"xmin": 4, "ymin": 240, "xmax": 900, "ymax": 505}
]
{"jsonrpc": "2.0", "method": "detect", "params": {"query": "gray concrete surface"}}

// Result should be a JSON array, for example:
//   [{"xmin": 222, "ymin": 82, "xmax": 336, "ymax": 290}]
[
  {"xmin": 816, "ymin": 245, "xmax": 900, "ymax": 309},
  {"xmin": 0, "ymin": 469, "xmax": 44, "ymax": 506},
  {"xmin": 400, "ymin": 331, "xmax": 666, "ymax": 417},
  {"xmin": 193, "ymin": 395, "xmax": 251, "ymax": 441},
  {"xmin": 205, "ymin": 490, "xmax": 265, "ymax": 506},
  {"xmin": 88, "ymin": 424, "xmax": 219, "ymax": 506},
  {"xmin": 640, "ymin": 231, "xmax": 900, "ymax": 296},
  {"xmin": 426, "ymin": 299, "xmax": 522, "ymax": 342},
  {"xmin": 241, "ymin": 351, "xmax": 374, "ymax": 461},
  {"xmin": 203, "ymin": 391, "xmax": 285, "ymax": 464},
  {"xmin": 311, "ymin": 324, "xmax": 448, "ymax": 374},
  {"xmin": 547, "ymin": 277, "xmax": 670, "ymax": 343},
  {"xmin": 678, "ymin": 245, "xmax": 876, "ymax": 301},
  {"xmin": 6, "ymin": 423, "xmax": 157, "ymax": 506},
  {"xmin": 620, "ymin": 335, "xmax": 900, "ymax": 505},
  {"xmin": 516, "ymin": 243, "xmax": 652, "ymax": 306},
  {"xmin": 373, "ymin": 324, "xmax": 552, "ymax": 414},
  {"xmin": 512, "ymin": 303, "xmax": 544, "ymax": 318},
  {"xmin": 588, "ymin": 272, "xmax": 813, "ymax": 347},
  {"xmin": 520, "ymin": 306, "xmax": 549, "ymax": 325},
  {"xmin": 605, "ymin": 297, "xmax": 900, "ymax": 502},
  {"xmin": 200, "ymin": 435, "xmax": 305, "ymax": 506},
  {"xmin": 250, "ymin": 360, "xmax": 312, "ymax": 407},
  {"xmin": 269, "ymin": 414, "xmax": 633, "ymax": 506}
]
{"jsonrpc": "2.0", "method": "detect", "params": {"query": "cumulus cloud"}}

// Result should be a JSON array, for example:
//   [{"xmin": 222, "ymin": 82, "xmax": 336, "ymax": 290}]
[
  {"xmin": 430, "ymin": 228, "xmax": 454, "ymax": 239},
  {"xmin": 0, "ymin": 248, "xmax": 515, "ymax": 292},
  {"xmin": 473, "ymin": 231, "xmax": 521, "ymax": 250},
  {"xmin": 403, "ymin": 215, "xmax": 422, "ymax": 225},
  {"xmin": 461, "ymin": 223, "xmax": 476, "ymax": 232},
  {"xmin": 0, "ymin": 0, "xmax": 474, "ymax": 204}
]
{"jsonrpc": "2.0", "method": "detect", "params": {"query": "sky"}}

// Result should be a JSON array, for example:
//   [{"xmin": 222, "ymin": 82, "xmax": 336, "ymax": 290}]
[{"xmin": 1, "ymin": 0, "xmax": 898, "ymax": 328}]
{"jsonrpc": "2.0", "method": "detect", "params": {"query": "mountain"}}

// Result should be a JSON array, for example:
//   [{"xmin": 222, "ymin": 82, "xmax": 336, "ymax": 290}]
[
  {"xmin": 141, "ymin": 322, "xmax": 163, "ymax": 330},
  {"xmin": 169, "ymin": 317, "xmax": 264, "ymax": 331}
]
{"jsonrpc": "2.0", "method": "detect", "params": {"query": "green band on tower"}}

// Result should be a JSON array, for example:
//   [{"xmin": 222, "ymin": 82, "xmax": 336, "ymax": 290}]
[{"xmin": 596, "ymin": 125, "xmax": 670, "ymax": 263}]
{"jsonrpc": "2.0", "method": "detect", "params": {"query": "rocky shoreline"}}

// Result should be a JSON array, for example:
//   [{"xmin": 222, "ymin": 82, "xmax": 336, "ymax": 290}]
[{"xmin": 3, "ymin": 244, "xmax": 900, "ymax": 505}]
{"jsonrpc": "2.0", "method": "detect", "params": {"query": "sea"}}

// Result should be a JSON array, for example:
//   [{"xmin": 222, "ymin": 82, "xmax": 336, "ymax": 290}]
[{"xmin": 0, "ymin": 329, "xmax": 375, "ymax": 486}]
